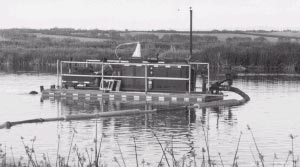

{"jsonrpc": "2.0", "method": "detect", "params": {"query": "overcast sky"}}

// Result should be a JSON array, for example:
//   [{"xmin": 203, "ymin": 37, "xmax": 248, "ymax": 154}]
[{"xmin": 1, "ymin": 0, "xmax": 300, "ymax": 30}]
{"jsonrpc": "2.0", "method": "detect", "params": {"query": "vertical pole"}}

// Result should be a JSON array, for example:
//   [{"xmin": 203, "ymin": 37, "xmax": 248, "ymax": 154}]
[
  {"xmin": 56, "ymin": 60, "xmax": 59, "ymax": 88},
  {"xmin": 207, "ymin": 63, "xmax": 210, "ymax": 92},
  {"xmin": 189, "ymin": 7, "xmax": 193, "ymax": 57},
  {"xmin": 145, "ymin": 64, "xmax": 147, "ymax": 93},
  {"xmin": 101, "ymin": 62, "xmax": 104, "ymax": 90},
  {"xmin": 188, "ymin": 65, "xmax": 191, "ymax": 94},
  {"xmin": 60, "ymin": 61, "xmax": 63, "ymax": 88}
]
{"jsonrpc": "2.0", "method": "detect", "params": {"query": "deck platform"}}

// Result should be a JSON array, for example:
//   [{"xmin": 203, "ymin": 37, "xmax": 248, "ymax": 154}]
[{"xmin": 42, "ymin": 89, "xmax": 224, "ymax": 104}]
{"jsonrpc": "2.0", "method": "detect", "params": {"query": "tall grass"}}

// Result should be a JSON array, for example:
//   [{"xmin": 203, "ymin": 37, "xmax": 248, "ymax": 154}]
[
  {"xmin": 1, "ymin": 29, "xmax": 300, "ymax": 73},
  {"xmin": 0, "ymin": 125, "xmax": 298, "ymax": 167}
]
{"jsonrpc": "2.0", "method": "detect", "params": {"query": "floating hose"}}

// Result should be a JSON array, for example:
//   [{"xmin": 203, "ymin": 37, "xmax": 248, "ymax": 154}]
[
  {"xmin": 218, "ymin": 86, "xmax": 250, "ymax": 103},
  {"xmin": 193, "ymin": 86, "xmax": 250, "ymax": 109},
  {"xmin": 0, "ymin": 109, "xmax": 157, "ymax": 129}
]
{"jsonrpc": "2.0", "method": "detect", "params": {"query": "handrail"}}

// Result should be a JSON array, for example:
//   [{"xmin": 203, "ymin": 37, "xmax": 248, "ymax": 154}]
[
  {"xmin": 61, "ymin": 74, "xmax": 190, "ymax": 80},
  {"xmin": 61, "ymin": 60, "xmax": 191, "ymax": 67}
]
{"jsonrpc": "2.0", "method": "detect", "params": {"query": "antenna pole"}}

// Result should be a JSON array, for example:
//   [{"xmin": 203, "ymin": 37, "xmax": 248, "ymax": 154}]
[{"xmin": 189, "ymin": 7, "xmax": 193, "ymax": 57}]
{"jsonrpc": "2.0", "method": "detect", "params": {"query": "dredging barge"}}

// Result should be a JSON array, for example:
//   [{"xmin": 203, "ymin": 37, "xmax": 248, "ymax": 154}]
[
  {"xmin": 41, "ymin": 8, "xmax": 249, "ymax": 106},
  {"xmin": 41, "ymin": 42, "xmax": 249, "ymax": 105}
]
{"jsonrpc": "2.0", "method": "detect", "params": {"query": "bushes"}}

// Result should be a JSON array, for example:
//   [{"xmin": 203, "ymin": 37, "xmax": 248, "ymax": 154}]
[{"xmin": 1, "ymin": 29, "xmax": 300, "ymax": 73}]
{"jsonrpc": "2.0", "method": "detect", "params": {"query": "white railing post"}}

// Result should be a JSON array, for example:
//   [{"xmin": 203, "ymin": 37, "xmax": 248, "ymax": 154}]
[
  {"xmin": 189, "ymin": 65, "xmax": 191, "ymax": 94},
  {"xmin": 56, "ymin": 60, "xmax": 59, "ymax": 88},
  {"xmin": 145, "ymin": 64, "xmax": 147, "ymax": 93},
  {"xmin": 101, "ymin": 61, "xmax": 104, "ymax": 90},
  {"xmin": 207, "ymin": 63, "xmax": 210, "ymax": 92},
  {"xmin": 60, "ymin": 61, "xmax": 63, "ymax": 88}
]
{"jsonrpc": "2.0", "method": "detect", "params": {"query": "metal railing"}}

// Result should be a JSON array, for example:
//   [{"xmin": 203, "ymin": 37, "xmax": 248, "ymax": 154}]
[{"xmin": 57, "ymin": 60, "xmax": 210, "ymax": 93}]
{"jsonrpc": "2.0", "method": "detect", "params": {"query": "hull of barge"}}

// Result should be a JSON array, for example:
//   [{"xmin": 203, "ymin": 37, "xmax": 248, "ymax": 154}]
[{"xmin": 42, "ymin": 89, "xmax": 223, "ymax": 104}]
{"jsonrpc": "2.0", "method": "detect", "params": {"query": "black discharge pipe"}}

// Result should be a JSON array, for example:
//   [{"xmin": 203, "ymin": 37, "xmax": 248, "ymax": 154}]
[{"xmin": 221, "ymin": 86, "xmax": 250, "ymax": 103}]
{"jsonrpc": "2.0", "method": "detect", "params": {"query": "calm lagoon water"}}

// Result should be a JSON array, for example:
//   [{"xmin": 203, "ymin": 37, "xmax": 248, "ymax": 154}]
[{"xmin": 0, "ymin": 72, "xmax": 300, "ymax": 166}]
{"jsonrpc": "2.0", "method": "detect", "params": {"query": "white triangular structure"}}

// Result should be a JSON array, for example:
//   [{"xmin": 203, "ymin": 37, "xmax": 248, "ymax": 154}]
[{"xmin": 132, "ymin": 42, "xmax": 141, "ymax": 58}]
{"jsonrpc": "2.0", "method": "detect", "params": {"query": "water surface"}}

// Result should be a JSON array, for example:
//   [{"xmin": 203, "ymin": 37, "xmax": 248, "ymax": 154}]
[{"xmin": 0, "ymin": 73, "xmax": 300, "ymax": 166}]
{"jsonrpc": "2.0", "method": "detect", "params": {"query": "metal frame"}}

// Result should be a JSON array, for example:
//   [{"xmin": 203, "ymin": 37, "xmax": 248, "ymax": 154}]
[
  {"xmin": 189, "ymin": 62, "xmax": 210, "ymax": 92},
  {"xmin": 58, "ymin": 60, "xmax": 210, "ymax": 93},
  {"xmin": 61, "ymin": 61, "xmax": 191, "ymax": 67},
  {"xmin": 60, "ymin": 61, "xmax": 63, "ymax": 87},
  {"xmin": 56, "ymin": 60, "xmax": 59, "ymax": 87},
  {"xmin": 100, "ymin": 79, "xmax": 115, "ymax": 91}
]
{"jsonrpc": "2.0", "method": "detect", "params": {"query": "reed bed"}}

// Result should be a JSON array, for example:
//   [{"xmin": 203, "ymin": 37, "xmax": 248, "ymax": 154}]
[{"xmin": 1, "ymin": 29, "xmax": 300, "ymax": 73}]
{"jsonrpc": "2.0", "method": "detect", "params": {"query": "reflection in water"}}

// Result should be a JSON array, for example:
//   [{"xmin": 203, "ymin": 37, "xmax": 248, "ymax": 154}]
[
  {"xmin": 47, "ymin": 97, "xmax": 237, "ymax": 130},
  {"xmin": 50, "ymin": 97, "xmax": 204, "ymax": 126},
  {"xmin": 44, "ymin": 97, "xmax": 238, "ymax": 166}
]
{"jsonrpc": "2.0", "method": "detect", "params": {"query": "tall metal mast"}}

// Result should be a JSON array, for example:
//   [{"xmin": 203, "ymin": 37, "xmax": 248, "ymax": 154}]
[{"xmin": 189, "ymin": 7, "xmax": 193, "ymax": 57}]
